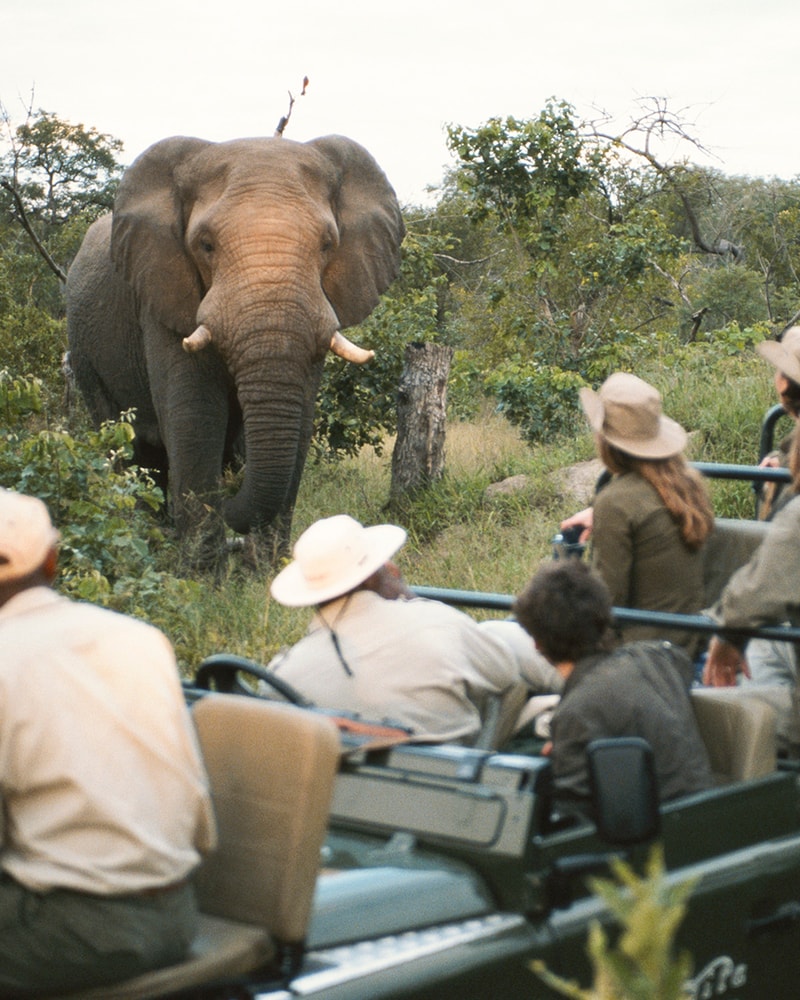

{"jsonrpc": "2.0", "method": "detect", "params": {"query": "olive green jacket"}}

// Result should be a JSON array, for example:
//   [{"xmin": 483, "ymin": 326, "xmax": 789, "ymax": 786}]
[{"xmin": 592, "ymin": 472, "xmax": 707, "ymax": 652}]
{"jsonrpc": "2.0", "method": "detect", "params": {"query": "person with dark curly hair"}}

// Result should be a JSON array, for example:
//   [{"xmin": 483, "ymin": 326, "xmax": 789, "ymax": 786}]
[{"xmin": 514, "ymin": 559, "xmax": 713, "ymax": 809}]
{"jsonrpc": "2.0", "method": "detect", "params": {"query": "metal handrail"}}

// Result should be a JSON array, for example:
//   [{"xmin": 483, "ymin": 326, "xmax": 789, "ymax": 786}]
[
  {"xmin": 691, "ymin": 461, "xmax": 791, "ymax": 484},
  {"xmin": 759, "ymin": 403, "xmax": 792, "ymax": 462},
  {"xmin": 410, "ymin": 586, "xmax": 800, "ymax": 646}
]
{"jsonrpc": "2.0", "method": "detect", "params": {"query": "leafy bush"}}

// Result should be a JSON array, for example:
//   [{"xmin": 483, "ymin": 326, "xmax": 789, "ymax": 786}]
[
  {"xmin": 314, "ymin": 225, "xmax": 451, "ymax": 459},
  {"xmin": 484, "ymin": 361, "xmax": 587, "ymax": 444},
  {"xmin": 532, "ymin": 846, "xmax": 696, "ymax": 1000},
  {"xmin": 0, "ymin": 370, "xmax": 200, "ymax": 662}
]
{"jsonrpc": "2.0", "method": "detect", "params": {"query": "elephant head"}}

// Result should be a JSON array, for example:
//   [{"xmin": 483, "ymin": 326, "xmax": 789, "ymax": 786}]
[{"xmin": 79, "ymin": 133, "xmax": 404, "ymax": 558}]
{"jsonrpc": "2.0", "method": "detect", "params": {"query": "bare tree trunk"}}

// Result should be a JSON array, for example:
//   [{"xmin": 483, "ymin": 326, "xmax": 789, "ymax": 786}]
[{"xmin": 390, "ymin": 342, "xmax": 453, "ymax": 501}]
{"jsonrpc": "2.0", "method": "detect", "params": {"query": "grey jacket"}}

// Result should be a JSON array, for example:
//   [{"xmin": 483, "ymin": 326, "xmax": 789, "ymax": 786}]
[{"xmin": 550, "ymin": 640, "xmax": 714, "ymax": 805}]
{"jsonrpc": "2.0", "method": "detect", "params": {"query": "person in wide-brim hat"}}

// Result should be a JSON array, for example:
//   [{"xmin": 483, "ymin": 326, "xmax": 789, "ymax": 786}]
[
  {"xmin": 270, "ymin": 514, "xmax": 408, "ymax": 607},
  {"xmin": 757, "ymin": 326, "xmax": 800, "ymax": 390},
  {"xmin": 564, "ymin": 371, "xmax": 714, "ymax": 658},
  {"xmin": 265, "ymin": 514, "xmax": 533, "ymax": 746},
  {"xmin": 752, "ymin": 326, "xmax": 800, "ymax": 522},
  {"xmin": 579, "ymin": 371, "xmax": 687, "ymax": 460}
]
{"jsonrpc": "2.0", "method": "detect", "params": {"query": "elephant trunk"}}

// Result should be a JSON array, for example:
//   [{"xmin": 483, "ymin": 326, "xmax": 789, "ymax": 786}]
[{"xmin": 221, "ymin": 369, "xmax": 318, "ymax": 537}]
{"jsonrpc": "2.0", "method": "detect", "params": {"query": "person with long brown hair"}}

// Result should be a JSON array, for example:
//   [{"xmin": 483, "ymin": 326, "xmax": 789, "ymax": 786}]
[
  {"xmin": 564, "ymin": 372, "xmax": 714, "ymax": 653},
  {"xmin": 755, "ymin": 325, "xmax": 800, "ymax": 521}
]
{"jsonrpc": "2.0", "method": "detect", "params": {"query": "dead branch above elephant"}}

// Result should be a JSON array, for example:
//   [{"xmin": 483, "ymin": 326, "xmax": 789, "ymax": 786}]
[{"xmin": 274, "ymin": 76, "xmax": 309, "ymax": 137}]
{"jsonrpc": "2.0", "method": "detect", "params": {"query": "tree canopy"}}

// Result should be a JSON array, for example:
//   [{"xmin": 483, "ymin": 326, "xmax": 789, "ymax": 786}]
[{"xmin": 2, "ymin": 99, "xmax": 799, "ymax": 450}]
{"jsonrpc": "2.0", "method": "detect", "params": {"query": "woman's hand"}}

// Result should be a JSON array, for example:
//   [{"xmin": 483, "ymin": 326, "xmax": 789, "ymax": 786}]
[
  {"xmin": 703, "ymin": 635, "xmax": 750, "ymax": 687},
  {"xmin": 560, "ymin": 507, "xmax": 594, "ymax": 544}
]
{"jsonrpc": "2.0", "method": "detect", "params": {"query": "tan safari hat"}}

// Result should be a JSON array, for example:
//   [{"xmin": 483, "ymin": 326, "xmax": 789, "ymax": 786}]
[
  {"xmin": 579, "ymin": 372, "xmax": 687, "ymax": 460},
  {"xmin": 270, "ymin": 514, "xmax": 407, "ymax": 607},
  {"xmin": 0, "ymin": 489, "xmax": 60, "ymax": 584},
  {"xmin": 756, "ymin": 326, "xmax": 800, "ymax": 386}
]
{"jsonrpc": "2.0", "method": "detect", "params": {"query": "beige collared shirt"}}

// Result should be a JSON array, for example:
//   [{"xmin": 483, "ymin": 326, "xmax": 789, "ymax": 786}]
[
  {"xmin": 0, "ymin": 587, "xmax": 216, "ymax": 895},
  {"xmin": 270, "ymin": 591, "xmax": 523, "ymax": 744}
]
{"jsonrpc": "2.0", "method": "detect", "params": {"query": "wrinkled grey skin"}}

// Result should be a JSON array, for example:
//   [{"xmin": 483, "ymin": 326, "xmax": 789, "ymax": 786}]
[{"xmin": 66, "ymin": 134, "xmax": 404, "ymax": 566}]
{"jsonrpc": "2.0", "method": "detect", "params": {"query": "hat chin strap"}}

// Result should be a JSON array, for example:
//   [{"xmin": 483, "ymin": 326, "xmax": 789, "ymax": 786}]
[{"xmin": 317, "ymin": 593, "xmax": 355, "ymax": 676}]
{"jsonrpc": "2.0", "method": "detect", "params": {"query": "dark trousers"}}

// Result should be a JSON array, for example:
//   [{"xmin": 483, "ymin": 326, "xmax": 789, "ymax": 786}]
[{"xmin": 0, "ymin": 871, "xmax": 198, "ymax": 997}]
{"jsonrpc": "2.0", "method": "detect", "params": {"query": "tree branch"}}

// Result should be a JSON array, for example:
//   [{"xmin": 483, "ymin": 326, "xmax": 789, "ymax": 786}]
[
  {"xmin": 589, "ymin": 98, "xmax": 744, "ymax": 261},
  {"xmin": 1, "ymin": 179, "xmax": 66, "ymax": 282},
  {"xmin": 274, "ymin": 76, "xmax": 309, "ymax": 137}
]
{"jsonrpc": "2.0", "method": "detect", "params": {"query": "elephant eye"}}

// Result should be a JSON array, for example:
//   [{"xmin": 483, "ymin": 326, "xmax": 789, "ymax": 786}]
[
  {"xmin": 200, "ymin": 238, "xmax": 215, "ymax": 255},
  {"xmin": 321, "ymin": 225, "xmax": 337, "ymax": 254}
]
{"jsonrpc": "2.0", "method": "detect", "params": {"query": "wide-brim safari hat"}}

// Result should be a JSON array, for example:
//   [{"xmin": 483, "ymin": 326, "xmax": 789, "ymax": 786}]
[
  {"xmin": 756, "ymin": 327, "xmax": 800, "ymax": 386},
  {"xmin": 270, "ymin": 514, "xmax": 407, "ymax": 608},
  {"xmin": 0, "ymin": 488, "xmax": 60, "ymax": 584},
  {"xmin": 579, "ymin": 372, "xmax": 687, "ymax": 460}
]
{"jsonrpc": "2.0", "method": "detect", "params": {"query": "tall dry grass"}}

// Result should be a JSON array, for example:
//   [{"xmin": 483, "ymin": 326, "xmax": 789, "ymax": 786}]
[{"xmin": 170, "ymin": 355, "xmax": 778, "ymax": 674}]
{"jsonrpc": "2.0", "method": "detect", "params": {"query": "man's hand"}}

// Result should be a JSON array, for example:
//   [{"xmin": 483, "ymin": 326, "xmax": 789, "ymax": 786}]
[{"xmin": 703, "ymin": 635, "xmax": 750, "ymax": 687}]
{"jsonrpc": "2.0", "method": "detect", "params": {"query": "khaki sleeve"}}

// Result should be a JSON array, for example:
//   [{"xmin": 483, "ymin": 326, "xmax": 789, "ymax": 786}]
[{"xmin": 709, "ymin": 500, "xmax": 800, "ymax": 630}]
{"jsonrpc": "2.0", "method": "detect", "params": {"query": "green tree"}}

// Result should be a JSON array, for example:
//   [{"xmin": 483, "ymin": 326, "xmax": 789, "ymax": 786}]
[
  {"xmin": 1, "ymin": 105, "xmax": 122, "ymax": 228},
  {"xmin": 0, "ymin": 106, "xmax": 124, "ymax": 390},
  {"xmin": 437, "ymin": 98, "xmax": 800, "ymax": 442},
  {"xmin": 314, "ymin": 220, "xmax": 453, "ymax": 458}
]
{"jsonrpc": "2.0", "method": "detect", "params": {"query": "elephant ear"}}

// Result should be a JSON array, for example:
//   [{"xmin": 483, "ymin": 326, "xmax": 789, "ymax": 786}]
[
  {"xmin": 310, "ymin": 136, "xmax": 405, "ymax": 330},
  {"xmin": 111, "ymin": 136, "xmax": 213, "ymax": 335}
]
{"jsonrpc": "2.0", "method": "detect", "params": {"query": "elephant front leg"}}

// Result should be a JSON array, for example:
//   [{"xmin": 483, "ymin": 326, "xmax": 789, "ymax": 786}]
[{"xmin": 148, "ymin": 342, "xmax": 232, "ymax": 573}]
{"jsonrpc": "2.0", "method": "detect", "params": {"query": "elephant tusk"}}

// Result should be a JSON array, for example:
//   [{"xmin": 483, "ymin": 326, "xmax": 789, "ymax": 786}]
[
  {"xmin": 182, "ymin": 325, "xmax": 213, "ymax": 353},
  {"xmin": 330, "ymin": 331, "xmax": 375, "ymax": 364}
]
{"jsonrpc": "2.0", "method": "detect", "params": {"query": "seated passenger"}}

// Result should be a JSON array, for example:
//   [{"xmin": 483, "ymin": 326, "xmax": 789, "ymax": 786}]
[
  {"xmin": 0, "ymin": 489, "xmax": 216, "ymax": 998},
  {"xmin": 704, "ymin": 423, "xmax": 800, "ymax": 753},
  {"xmin": 755, "ymin": 326, "xmax": 800, "ymax": 521},
  {"xmin": 560, "ymin": 372, "xmax": 715, "ymax": 656},
  {"xmin": 267, "ymin": 514, "xmax": 558, "ymax": 744},
  {"xmin": 513, "ymin": 560, "xmax": 714, "ymax": 810},
  {"xmin": 741, "ymin": 329, "xmax": 800, "ymax": 707}
]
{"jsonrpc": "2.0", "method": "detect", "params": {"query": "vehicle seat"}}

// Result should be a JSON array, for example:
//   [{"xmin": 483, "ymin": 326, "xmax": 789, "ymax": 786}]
[
  {"xmin": 702, "ymin": 517, "xmax": 769, "ymax": 606},
  {"xmin": 690, "ymin": 687, "xmax": 777, "ymax": 783},
  {"xmin": 474, "ymin": 682, "xmax": 531, "ymax": 750},
  {"xmin": 60, "ymin": 694, "xmax": 341, "ymax": 1000}
]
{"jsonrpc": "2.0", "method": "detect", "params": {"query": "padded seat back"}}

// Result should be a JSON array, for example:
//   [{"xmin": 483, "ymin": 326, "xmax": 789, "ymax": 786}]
[
  {"xmin": 690, "ymin": 687, "xmax": 776, "ymax": 783},
  {"xmin": 192, "ymin": 694, "xmax": 341, "ymax": 942},
  {"xmin": 59, "ymin": 694, "xmax": 341, "ymax": 1000},
  {"xmin": 702, "ymin": 517, "xmax": 769, "ymax": 606}
]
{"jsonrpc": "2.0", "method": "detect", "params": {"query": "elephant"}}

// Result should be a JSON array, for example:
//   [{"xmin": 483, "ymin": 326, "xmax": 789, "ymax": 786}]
[{"xmin": 65, "ymin": 133, "xmax": 405, "ymax": 568}]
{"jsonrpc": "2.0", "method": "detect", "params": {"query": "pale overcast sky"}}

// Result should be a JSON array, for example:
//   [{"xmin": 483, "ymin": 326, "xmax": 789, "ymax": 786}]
[{"xmin": 3, "ymin": 0, "xmax": 798, "ymax": 205}]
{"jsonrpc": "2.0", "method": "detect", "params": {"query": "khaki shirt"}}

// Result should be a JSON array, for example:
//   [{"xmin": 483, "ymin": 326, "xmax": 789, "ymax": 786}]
[
  {"xmin": 269, "ymin": 591, "xmax": 522, "ymax": 744},
  {"xmin": 707, "ymin": 494, "xmax": 800, "ymax": 632},
  {"xmin": 0, "ymin": 588, "xmax": 216, "ymax": 895}
]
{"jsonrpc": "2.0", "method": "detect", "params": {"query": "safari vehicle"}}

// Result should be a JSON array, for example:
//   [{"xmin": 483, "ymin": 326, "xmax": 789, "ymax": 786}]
[
  {"xmin": 176, "ymin": 609, "xmax": 800, "ymax": 1000},
  {"xmin": 67, "ymin": 452, "xmax": 800, "ymax": 1000}
]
